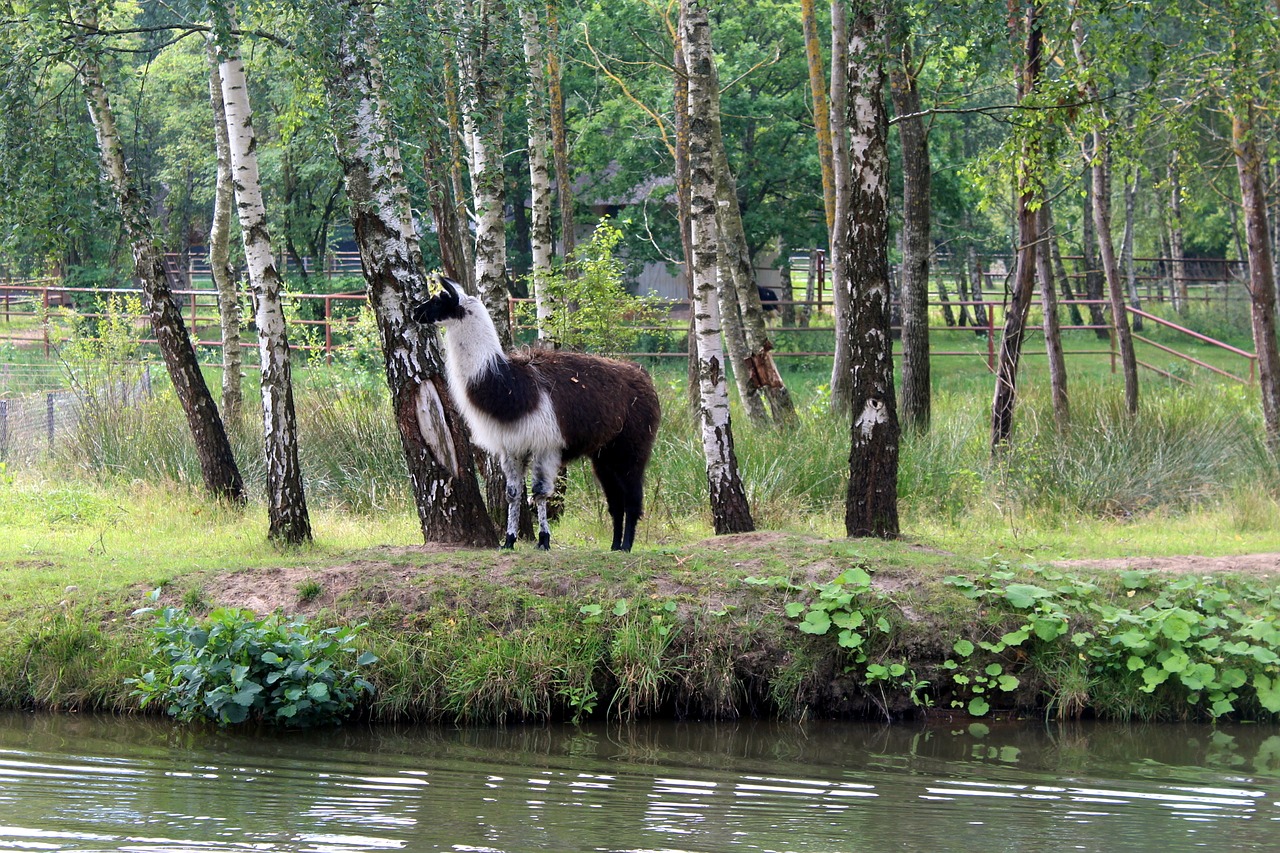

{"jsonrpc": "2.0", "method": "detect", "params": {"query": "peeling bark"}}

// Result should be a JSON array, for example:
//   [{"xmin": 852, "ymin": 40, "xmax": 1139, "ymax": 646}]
[
  {"xmin": 74, "ymin": 7, "xmax": 244, "ymax": 505},
  {"xmin": 840, "ymin": 1, "xmax": 899, "ymax": 539},
  {"xmin": 521, "ymin": 6, "xmax": 554, "ymax": 341},
  {"xmin": 206, "ymin": 41, "xmax": 242, "ymax": 426},
  {"xmin": 682, "ymin": 0, "xmax": 753, "ymax": 535},
  {"xmin": 325, "ymin": 0, "xmax": 496, "ymax": 546},
  {"xmin": 214, "ymin": 8, "xmax": 312, "ymax": 544}
]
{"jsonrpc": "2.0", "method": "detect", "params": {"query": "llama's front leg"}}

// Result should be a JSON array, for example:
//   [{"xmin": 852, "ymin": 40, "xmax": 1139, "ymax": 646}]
[
  {"xmin": 530, "ymin": 453, "xmax": 561, "ymax": 550},
  {"xmin": 499, "ymin": 455, "xmax": 526, "ymax": 550}
]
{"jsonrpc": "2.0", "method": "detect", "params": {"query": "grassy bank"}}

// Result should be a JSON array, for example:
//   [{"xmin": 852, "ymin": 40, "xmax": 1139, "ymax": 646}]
[{"xmin": 2, "ymin": 345, "xmax": 1280, "ymax": 724}]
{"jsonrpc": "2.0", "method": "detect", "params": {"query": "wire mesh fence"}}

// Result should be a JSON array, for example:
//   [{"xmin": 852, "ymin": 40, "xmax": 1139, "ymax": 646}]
[{"xmin": 0, "ymin": 367, "xmax": 152, "ymax": 463}]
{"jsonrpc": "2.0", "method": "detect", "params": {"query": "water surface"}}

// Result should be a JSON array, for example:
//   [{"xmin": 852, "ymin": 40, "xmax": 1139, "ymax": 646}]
[{"xmin": 0, "ymin": 712, "xmax": 1277, "ymax": 851}]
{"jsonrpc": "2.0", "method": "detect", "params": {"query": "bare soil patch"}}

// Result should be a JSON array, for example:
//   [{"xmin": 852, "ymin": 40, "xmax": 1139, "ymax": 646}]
[{"xmin": 1053, "ymin": 552, "xmax": 1280, "ymax": 578}]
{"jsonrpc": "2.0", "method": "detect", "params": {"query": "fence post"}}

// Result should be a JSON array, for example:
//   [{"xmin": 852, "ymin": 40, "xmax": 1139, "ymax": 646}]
[
  {"xmin": 985, "ymin": 301, "xmax": 995, "ymax": 371},
  {"xmin": 325, "ymin": 295, "xmax": 333, "ymax": 365},
  {"xmin": 42, "ymin": 285, "xmax": 50, "ymax": 357}
]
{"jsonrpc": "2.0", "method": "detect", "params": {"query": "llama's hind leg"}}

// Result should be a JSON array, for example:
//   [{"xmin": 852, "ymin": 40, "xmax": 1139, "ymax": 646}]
[
  {"xmin": 499, "ymin": 455, "xmax": 527, "ymax": 549},
  {"xmin": 530, "ymin": 452, "xmax": 561, "ymax": 550},
  {"xmin": 591, "ymin": 461, "xmax": 627, "ymax": 551}
]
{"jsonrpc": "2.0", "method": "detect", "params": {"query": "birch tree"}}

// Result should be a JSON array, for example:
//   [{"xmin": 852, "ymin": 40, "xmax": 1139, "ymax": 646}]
[
  {"xmin": 205, "ymin": 41, "xmax": 242, "ymax": 425},
  {"xmin": 315, "ymin": 0, "xmax": 497, "ymax": 546},
  {"xmin": 70, "ymin": 3, "xmax": 245, "ymax": 505},
  {"xmin": 827, "ymin": 0, "xmax": 853, "ymax": 414},
  {"xmin": 520, "ymin": 3, "xmax": 554, "ymax": 340},
  {"xmin": 452, "ymin": 0, "xmax": 514, "ymax": 343},
  {"xmin": 211, "ymin": 3, "xmax": 312, "ymax": 544},
  {"xmin": 681, "ymin": 0, "xmax": 753, "ymax": 535},
  {"xmin": 887, "ymin": 26, "xmax": 931, "ymax": 433},
  {"xmin": 1068, "ymin": 3, "xmax": 1138, "ymax": 417},
  {"xmin": 838, "ymin": 0, "xmax": 898, "ymax": 538}
]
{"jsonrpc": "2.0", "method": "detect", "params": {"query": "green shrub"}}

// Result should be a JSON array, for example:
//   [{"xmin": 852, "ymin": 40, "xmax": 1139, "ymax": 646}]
[{"xmin": 130, "ymin": 595, "xmax": 377, "ymax": 727}]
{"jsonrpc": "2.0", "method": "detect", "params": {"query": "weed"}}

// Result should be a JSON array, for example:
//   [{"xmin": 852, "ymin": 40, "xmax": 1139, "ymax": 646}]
[
  {"xmin": 129, "ymin": 591, "xmax": 376, "ymax": 727},
  {"xmin": 297, "ymin": 579, "xmax": 324, "ymax": 603}
]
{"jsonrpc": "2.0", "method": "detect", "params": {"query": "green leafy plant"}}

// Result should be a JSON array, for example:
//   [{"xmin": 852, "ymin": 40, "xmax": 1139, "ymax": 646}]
[
  {"xmin": 130, "ymin": 592, "xmax": 377, "ymax": 727},
  {"xmin": 516, "ymin": 218, "xmax": 670, "ymax": 355},
  {"xmin": 944, "ymin": 562, "xmax": 1280, "ymax": 720}
]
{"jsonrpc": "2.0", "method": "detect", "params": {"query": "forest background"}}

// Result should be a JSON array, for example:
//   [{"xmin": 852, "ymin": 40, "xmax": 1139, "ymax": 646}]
[{"xmin": 0, "ymin": 0, "xmax": 1278, "ymax": 549}]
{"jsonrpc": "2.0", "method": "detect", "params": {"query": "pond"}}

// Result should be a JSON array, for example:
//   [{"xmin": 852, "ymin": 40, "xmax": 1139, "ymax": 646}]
[{"xmin": 0, "ymin": 711, "xmax": 1277, "ymax": 851}]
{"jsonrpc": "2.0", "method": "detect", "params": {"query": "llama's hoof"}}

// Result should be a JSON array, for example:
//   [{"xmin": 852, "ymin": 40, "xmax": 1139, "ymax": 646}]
[
  {"xmin": 501, "ymin": 534, "xmax": 517, "ymax": 550},
  {"xmin": 536, "ymin": 531, "xmax": 551, "ymax": 550}
]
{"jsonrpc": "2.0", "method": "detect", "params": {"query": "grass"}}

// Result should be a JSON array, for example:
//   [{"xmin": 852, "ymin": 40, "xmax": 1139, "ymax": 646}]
[{"xmin": 2, "ymin": 332, "xmax": 1280, "ymax": 724}]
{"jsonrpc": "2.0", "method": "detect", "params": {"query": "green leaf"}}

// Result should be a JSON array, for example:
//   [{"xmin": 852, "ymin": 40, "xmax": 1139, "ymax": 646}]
[
  {"xmin": 612, "ymin": 599, "xmax": 630, "ymax": 617},
  {"xmin": 785, "ymin": 602, "xmax": 806, "ymax": 618},
  {"xmin": 837, "ymin": 629, "xmax": 864, "ymax": 649},
  {"xmin": 798, "ymin": 609, "xmax": 832, "ymax": 635},
  {"xmin": 1160, "ymin": 614, "xmax": 1193, "ymax": 642},
  {"xmin": 968, "ymin": 697, "xmax": 990, "ymax": 717},
  {"xmin": 831, "ymin": 610, "xmax": 865, "ymax": 630},
  {"xmin": 1003, "ymin": 584, "xmax": 1052, "ymax": 609},
  {"xmin": 997, "ymin": 674, "xmax": 1019, "ymax": 692},
  {"xmin": 952, "ymin": 639, "xmax": 975, "ymax": 658},
  {"xmin": 1253, "ymin": 674, "xmax": 1280, "ymax": 714},
  {"xmin": 260, "ymin": 652, "xmax": 282, "ymax": 665},
  {"xmin": 231, "ymin": 684, "xmax": 262, "ymax": 706},
  {"xmin": 984, "ymin": 663, "xmax": 1003, "ymax": 677},
  {"xmin": 307, "ymin": 682, "xmax": 330, "ymax": 701},
  {"xmin": 356, "ymin": 651, "xmax": 379, "ymax": 666}
]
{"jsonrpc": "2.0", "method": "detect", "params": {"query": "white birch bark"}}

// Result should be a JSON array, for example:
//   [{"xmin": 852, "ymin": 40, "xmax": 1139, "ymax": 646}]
[
  {"xmin": 71, "ymin": 3, "xmax": 244, "ymax": 504},
  {"xmin": 216, "ymin": 14, "xmax": 312, "ymax": 544},
  {"xmin": 521, "ymin": 6, "xmax": 554, "ymax": 340},
  {"xmin": 827, "ymin": 0, "xmax": 853, "ymax": 414},
  {"xmin": 324, "ymin": 0, "xmax": 496, "ymax": 545},
  {"xmin": 682, "ymin": 0, "xmax": 753, "ymax": 535},
  {"xmin": 454, "ymin": 0, "xmax": 512, "ymax": 344},
  {"xmin": 206, "ymin": 41, "xmax": 242, "ymax": 426}
]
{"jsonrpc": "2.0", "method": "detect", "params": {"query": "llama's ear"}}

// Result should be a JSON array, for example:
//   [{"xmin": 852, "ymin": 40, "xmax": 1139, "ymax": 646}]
[{"xmin": 438, "ymin": 275, "xmax": 461, "ymax": 302}]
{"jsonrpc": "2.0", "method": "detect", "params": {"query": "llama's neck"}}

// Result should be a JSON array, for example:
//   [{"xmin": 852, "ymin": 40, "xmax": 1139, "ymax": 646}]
[{"xmin": 441, "ymin": 310, "xmax": 507, "ymax": 391}]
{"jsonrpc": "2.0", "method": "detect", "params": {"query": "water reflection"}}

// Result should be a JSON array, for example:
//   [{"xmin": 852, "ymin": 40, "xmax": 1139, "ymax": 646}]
[{"xmin": 0, "ymin": 712, "xmax": 1277, "ymax": 851}]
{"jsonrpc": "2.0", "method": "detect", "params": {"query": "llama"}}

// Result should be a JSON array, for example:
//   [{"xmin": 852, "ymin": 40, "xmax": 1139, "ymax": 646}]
[{"xmin": 412, "ymin": 276, "xmax": 661, "ymax": 552}]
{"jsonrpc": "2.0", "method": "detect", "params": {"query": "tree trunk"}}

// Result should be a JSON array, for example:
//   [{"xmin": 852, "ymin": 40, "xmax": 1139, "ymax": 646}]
[
  {"xmin": 682, "ymin": 0, "xmax": 754, "ymax": 535},
  {"xmin": 1167, "ymin": 155, "xmax": 1188, "ymax": 312},
  {"xmin": 674, "ymin": 37, "xmax": 701, "ymax": 413},
  {"xmin": 990, "ymin": 0, "xmax": 1042, "ymax": 452},
  {"xmin": 206, "ymin": 41, "xmax": 242, "ymax": 426},
  {"xmin": 966, "ymin": 238, "xmax": 989, "ymax": 333},
  {"xmin": 710, "ymin": 86, "xmax": 794, "ymax": 426},
  {"xmin": 546, "ymin": 3, "xmax": 577, "ymax": 272},
  {"xmin": 1080, "ymin": 166, "xmax": 1109, "ymax": 338},
  {"xmin": 1070, "ymin": 8, "xmax": 1138, "ymax": 416},
  {"xmin": 840, "ymin": 1, "xmax": 899, "ymax": 539},
  {"xmin": 423, "ymin": 134, "xmax": 471, "ymax": 283},
  {"xmin": 1037, "ymin": 200, "xmax": 1070, "ymax": 431},
  {"xmin": 215, "ymin": 10, "xmax": 312, "ymax": 545},
  {"xmin": 801, "ymin": 0, "xmax": 836, "ymax": 234},
  {"xmin": 1231, "ymin": 101, "xmax": 1280, "ymax": 456},
  {"xmin": 521, "ymin": 7, "xmax": 555, "ymax": 341},
  {"xmin": 888, "ymin": 36, "xmax": 931, "ymax": 434},
  {"xmin": 1122, "ymin": 164, "xmax": 1143, "ymax": 331},
  {"xmin": 75, "ymin": 11, "xmax": 245, "ymax": 505},
  {"xmin": 325, "ymin": 0, "xmax": 496, "ymax": 546},
  {"xmin": 441, "ymin": 56, "xmax": 476, "ymax": 294},
  {"xmin": 1047, "ymin": 200, "xmax": 1084, "ymax": 326},
  {"xmin": 828, "ymin": 0, "xmax": 854, "ymax": 414}
]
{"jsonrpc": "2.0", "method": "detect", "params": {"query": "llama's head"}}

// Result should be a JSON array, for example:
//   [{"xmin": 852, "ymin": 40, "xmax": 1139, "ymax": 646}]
[{"xmin": 412, "ymin": 276, "xmax": 478, "ymax": 327}]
